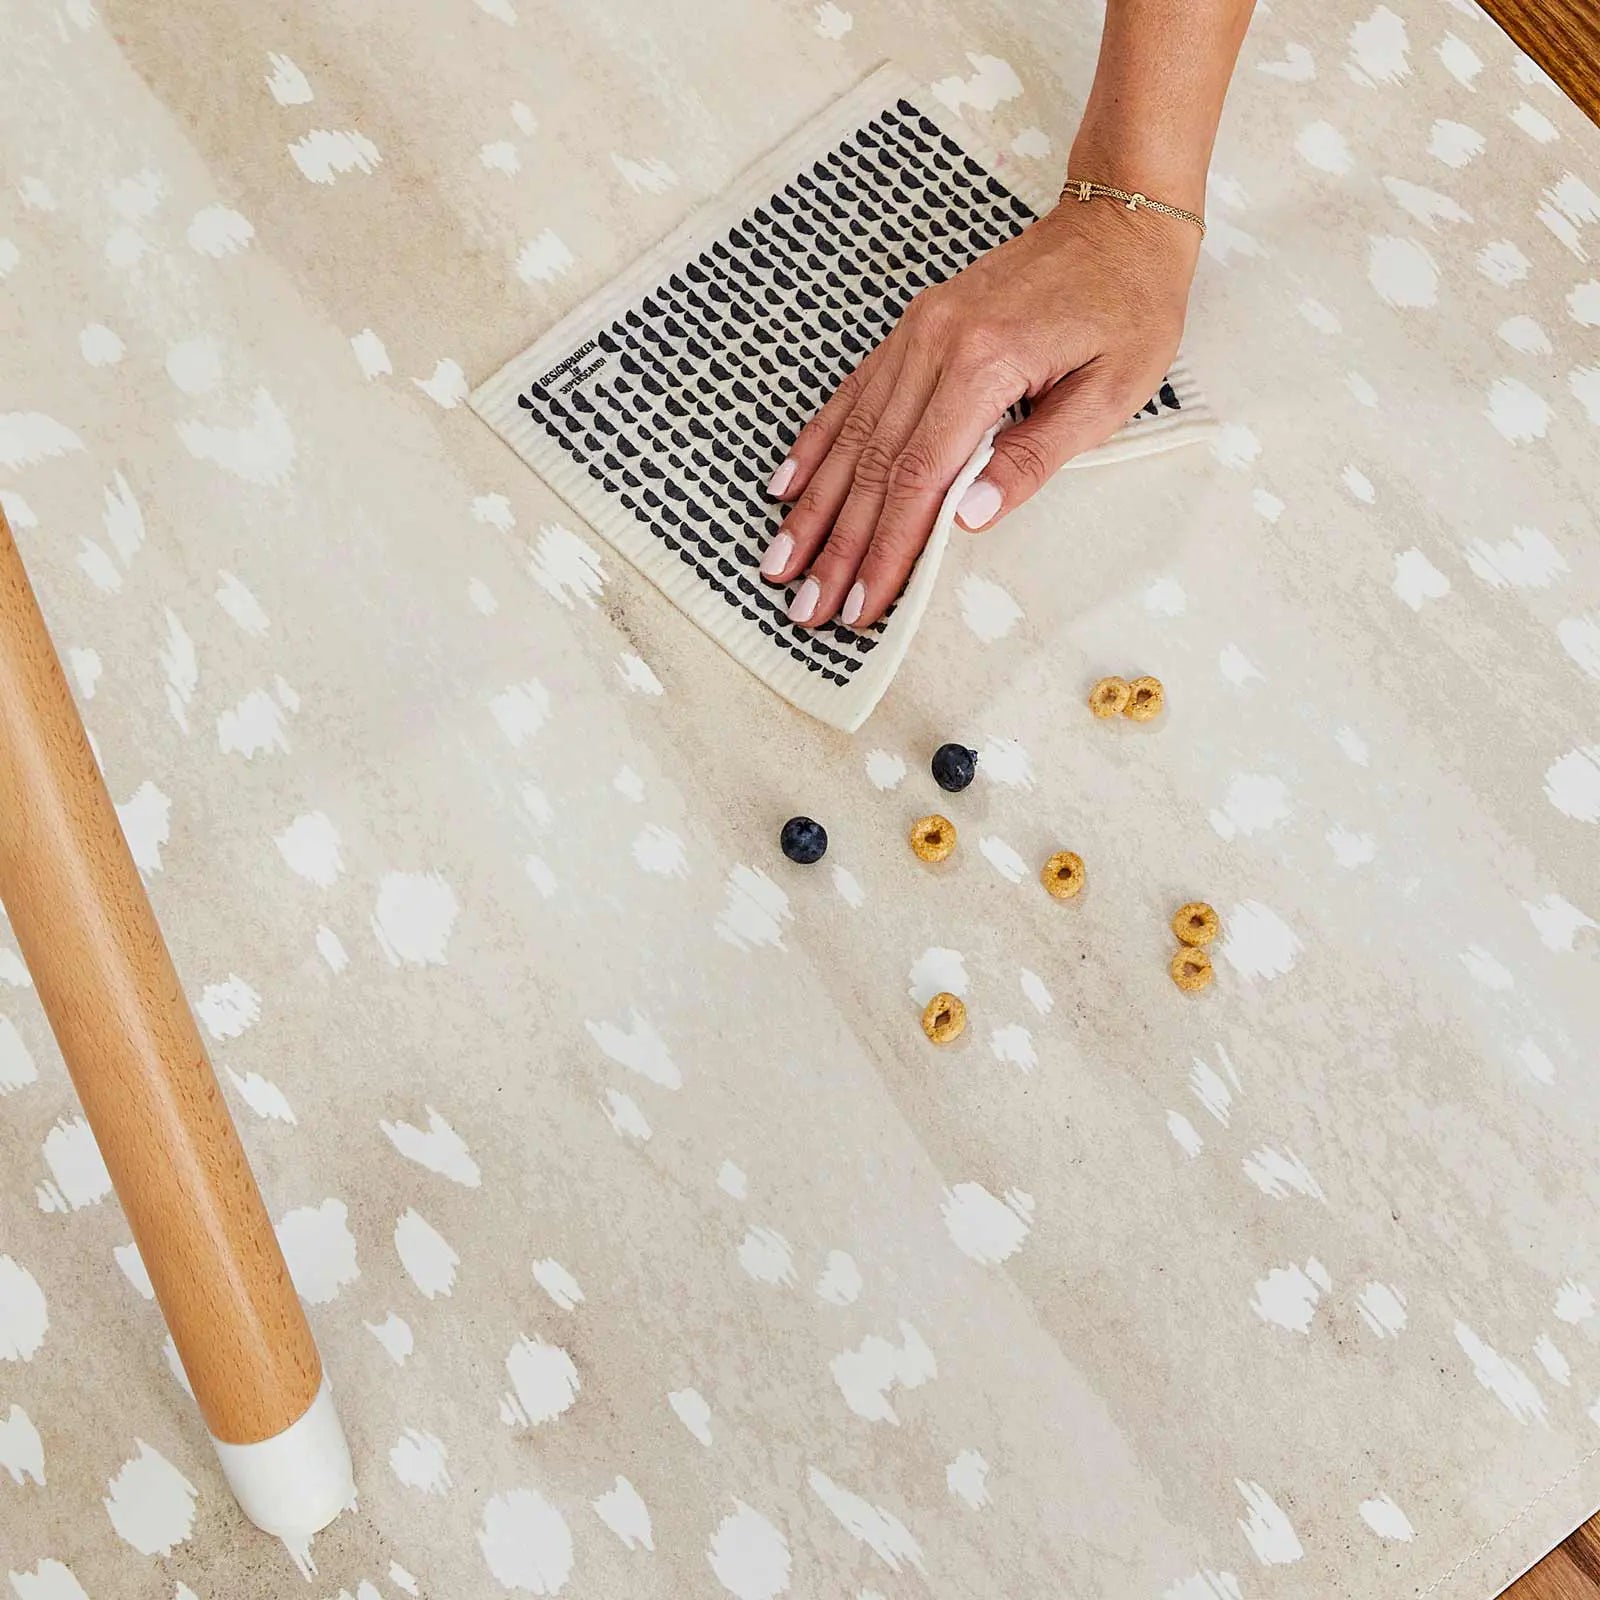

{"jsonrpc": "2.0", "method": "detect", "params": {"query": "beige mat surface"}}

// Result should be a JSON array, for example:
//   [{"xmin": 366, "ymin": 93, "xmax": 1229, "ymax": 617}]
[{"xmin": 2, "ymin": 0, "xmax": 1599, "ymax": 1597}]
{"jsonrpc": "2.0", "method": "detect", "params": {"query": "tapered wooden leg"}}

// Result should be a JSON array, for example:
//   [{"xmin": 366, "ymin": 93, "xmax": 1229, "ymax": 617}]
[{"xmin": 0, "ymin": 506, "xmax": 351, "ymax": 1545}]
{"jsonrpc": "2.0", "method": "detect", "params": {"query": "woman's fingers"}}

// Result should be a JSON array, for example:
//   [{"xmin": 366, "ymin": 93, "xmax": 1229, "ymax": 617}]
[
  {"xmin": 790, "ymin": 352, "xmax": 944, "ymax": 626},
  {"xmin": 763, "ymin": 339, "xmax": 885, "ymax": 503},
  {"xmin": 843, "ymin": 372, "xmax": 1017, "ymax": 629},
  {"xmin": 758, "ymin": 350, "xmax": 900, "ymax": 589},
  {"xmin": 952, "ymin": 361, "xmax": 1146, "ymax": 531}
]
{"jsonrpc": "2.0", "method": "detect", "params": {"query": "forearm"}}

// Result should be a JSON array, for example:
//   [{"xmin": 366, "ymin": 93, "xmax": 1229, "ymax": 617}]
[{"xmin": 1068, "ymin": 0, "xmax": 1257, "ymax": 214}]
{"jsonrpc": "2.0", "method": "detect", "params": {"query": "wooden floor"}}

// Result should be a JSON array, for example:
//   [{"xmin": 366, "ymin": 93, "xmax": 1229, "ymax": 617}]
[
  {"xmin": 1480, "ymin": 0, "xmax": 1600, "ymax": 118},
  {"xmin": 1506, "ymin": 1520, "xmax": 1600, "ymax": 1599},
  {"xmin": 1472, "ymin": 0, "xmax": 1599, "ymax": 1573}
]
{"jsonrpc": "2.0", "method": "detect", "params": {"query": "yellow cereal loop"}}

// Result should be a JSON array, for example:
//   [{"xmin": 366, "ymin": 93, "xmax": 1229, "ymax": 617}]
[
  {"xmin": 1041, "ymin": 850, "xmax": 1085, "ymax": 899},
  {"xmin": 1089, "ymin": 676, "xmax": 1131, "ymax": 718},
  {"xmin": 910, "ymin": 814, "xmax": 957, "ymax": 862},
  {"xmin": 1170, "ymin": 946, "xmax": 1214, "ymax": 993},
  {"xmin": 921, "ymin": 992, "xmax": 967, "ymax": 1043},
  {"xmin": 1173, "ymin": 902, "xmax": 1220, "ymax": 946},
  {"xmin": 1124, "ymin": 676, "xmax": 1165, "ymax": 721}
]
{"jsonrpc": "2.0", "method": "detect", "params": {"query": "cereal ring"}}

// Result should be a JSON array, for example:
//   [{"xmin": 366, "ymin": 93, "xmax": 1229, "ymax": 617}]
[
  {"xmin": 1170, "ymin": 946, "xmax": 1213, "ymax": 993},
  {"xmin": 1041, "ymin": 850, "xmax": 1085, "ymax": 899},
  {"xmin": 910, "ymin": 814, "xmax": 957, "ymax": 862},
  {"xmin": 1089, "ymin": 676, "xmax": 1131, "ymax": 718},
  {"xmin": 1173, "ymin": 902, "xmax": 1219, "ymax": 946},
  {"xmin": 921, "ymin": 992, "xmax": 967, "ymax": 1043},
  {"xmin": 1124, "ymin": 676, "xmax": 1164, "ymax": 721}
]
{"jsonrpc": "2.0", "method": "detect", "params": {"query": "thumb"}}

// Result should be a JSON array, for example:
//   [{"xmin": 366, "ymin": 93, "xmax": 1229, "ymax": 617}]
[{"xmin": 953, "ymin": 364, "xmax": 1131, "ymax": 532}]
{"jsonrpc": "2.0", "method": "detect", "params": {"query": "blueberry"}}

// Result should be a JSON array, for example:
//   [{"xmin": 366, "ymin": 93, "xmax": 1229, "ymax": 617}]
[
  {"xmin": 780, "ymin": 816, "xmax": 828, "ymax": 864},
  {"xmin": 931, "ymin": 742, "xmax": 978, "ymax": 793}
]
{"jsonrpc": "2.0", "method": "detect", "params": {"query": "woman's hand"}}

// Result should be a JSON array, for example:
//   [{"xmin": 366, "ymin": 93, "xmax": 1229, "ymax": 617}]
[{"xmin": 757, "ymin": 198, "xmax": 1202, "ymax": 631}]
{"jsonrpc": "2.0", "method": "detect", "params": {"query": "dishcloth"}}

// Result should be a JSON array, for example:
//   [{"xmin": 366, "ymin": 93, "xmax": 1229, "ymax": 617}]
[{"xmin": 472, "ymin": 65, "xmax": 1214, "ymax": 730}]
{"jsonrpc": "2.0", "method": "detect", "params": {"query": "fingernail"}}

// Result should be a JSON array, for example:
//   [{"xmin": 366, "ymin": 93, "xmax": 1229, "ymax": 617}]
[
  {"xmin": 760, "ymin": 531, "xmax": 794, "ymax": 578},
  {"xmin": 766, "ymin": 458, "xmax": 798, "ymax": 498},
  {"xmin": 787, "ymin": 577, "xmax": 820, "ymax": 624},
  {"xmin": 841, "ymin": 581, "xmax": 866, "ymax": 626},
  {"xmin": 955, "ymin": 479, "xmax": 1003, "ymax": 531}
]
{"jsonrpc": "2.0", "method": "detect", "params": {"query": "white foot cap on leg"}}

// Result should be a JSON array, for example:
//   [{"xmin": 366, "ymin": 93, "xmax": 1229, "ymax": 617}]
[{"xmin": 211, "ymin": 1379, "xmax": 354, "ymax": 1543}]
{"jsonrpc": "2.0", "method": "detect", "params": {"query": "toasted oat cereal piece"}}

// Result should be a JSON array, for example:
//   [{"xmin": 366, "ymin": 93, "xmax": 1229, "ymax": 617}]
[
  {"xmin": 921, "ymin": 991, "xmax": 967, "ymax": 1043},
  {"xmin": 1170, "ymin": 946, "xmax": 1214, "ymax": 992},
  {"xmin": 910, "ymin": 814, "xmax": 957, "ymax": 862},
  {"xmin": 1173, "ymin": 901, "xmax": 1220, "ymax": 946},
  {"xmin": 1089, "ymin": 676, "xmax": 1132, "ymax": 718},
  {"xmin": 1041, "ymin": 850, "xmax": 1085, "ymax": 899},
  {"xmin": 1124, "ymin": 676, "xmax": 1164, "ymax": 721}
]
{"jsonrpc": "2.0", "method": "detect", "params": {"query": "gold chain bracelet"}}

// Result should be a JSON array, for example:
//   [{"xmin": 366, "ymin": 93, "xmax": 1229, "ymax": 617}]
[{"xmin": 1063, "ymin": 177, "xmax": 1205, "ymax": 237}]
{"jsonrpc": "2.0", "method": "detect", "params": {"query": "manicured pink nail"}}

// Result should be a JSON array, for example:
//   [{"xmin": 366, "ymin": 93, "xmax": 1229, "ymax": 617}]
[
  {"xmin": 955, "ymin": 479, "xmax": 1003, "ymax": 531},
  {"xmin": 760, "ymin": 531, "xmax": 794, "ymax": 578},
  {"xmin": 787, "ymin": 577, "xmax": 820, "ymax": 623},
  {"xmin": 766, "ymin": 458, "xmax": 798, "ymax": 498},
  {"xmin": 841, "ymin": 581, "xmax": 866, "ymax": 626}
]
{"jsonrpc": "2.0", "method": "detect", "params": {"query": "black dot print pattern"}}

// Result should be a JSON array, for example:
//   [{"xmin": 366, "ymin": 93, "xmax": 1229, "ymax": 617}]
[{"xmin": 514, "ymin": 98, "xmax": 1184, "ymax": 687}]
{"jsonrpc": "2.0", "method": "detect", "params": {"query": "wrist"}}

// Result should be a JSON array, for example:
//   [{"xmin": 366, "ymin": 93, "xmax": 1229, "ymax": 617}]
[
  {"xmin": 1067, "ymin": 115, "xmax": 1212, "ymax": 216},
  {"xmin": 1068, "ymin": 135, "xmax": 1203, "ymax": 217}
]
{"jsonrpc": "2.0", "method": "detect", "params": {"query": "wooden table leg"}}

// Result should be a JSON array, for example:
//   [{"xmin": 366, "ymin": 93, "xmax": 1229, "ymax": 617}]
[{"xmin": 0, "ymin": 506, "xmax": 352, "ymax": 1549}]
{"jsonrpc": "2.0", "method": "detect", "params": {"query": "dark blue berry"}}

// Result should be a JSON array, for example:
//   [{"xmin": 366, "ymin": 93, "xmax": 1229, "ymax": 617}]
[
  {"xmin": 931, "ymin": 743, "xmax": 978, "ymax": 793},
  {"xmin": 780, "ymin": 816, "xmax": 828, "ymax": 864}
]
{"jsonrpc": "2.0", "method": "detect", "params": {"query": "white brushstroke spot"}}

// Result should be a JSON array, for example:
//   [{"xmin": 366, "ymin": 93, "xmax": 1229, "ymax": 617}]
[
  {"xmin": 807, "ymin": 1467, "xmax": 923, "ymax": 1573},
  {"xmin": 940, "ymin": 1183, "xmax": 1032, "ymax": 1265},
  {"xmin": 532, "ymin": 1259, "xmax": 584, "ymax": 1310},
  {"xmin": 195, "ymin": 974, "xmax": 261, "ymax": 1040},
  {"xmin": 266, "ymin": 52, "xmax": 313, "ymax": 104},
  {"xmin": 0, "ymin": 1255, "xmax": 49, "ymax": 1360},
  {"xmin": 586, "ymin": 1011, "xmax": 680, "ymax": 1089},
  {"xmin": 816, "ymin": 1250, "xmax": 861, "ymax": 1306},
  {"xmin": 1221, "ymin": 901, "xmax": 1302, "ymax": 980},
  {"xmin": 517, "ymin": 230, "xmax": 575, "ymax": 285},
  {"xmin": 957, "ymin": 573, "xmax": 1023, "ymax": 642},
  {"xmin": 708, "ymin": 1501, "xmax": 791, "ymax": 1600},
  {"xmin": 946, "ymin": 1449, "xmax": 989, "ymax": 1508},
  {"xmin": 289, "ymin": 129, "xmax": 381, "ymax": 183},
  {"xmin": 1545, "ymin": 746, "xmax": 1600, "ymax": 822},
  {"xmin": 0, "ymin": 1402, "xmax": 44, "ymax": 1486},
  {"xmin": 502, "ymin": 1335, "xmax": 580, "ymax": 1427},
  {"xmin": 594, "ymin": 1476, "xmax": 654, "ymax": 1550},
  {"xmin": 1251, "ymin": 1258, "xmax": 1331, "ymax": 1333},
  {"xmin": 1237, "ymin": 1479, "xmax": 1303, "ymax": 1564},
  {"xmin": 738, "ymin": 1227, "xmax": 796, "ymax": 1287},
  {"xmin": 372, "ymin": 871, "xmax": 458, "ymax": 966},
  {"xmin": 1358, "ymin": 1281, "xmax": 1408, "ymax": 1337},
  {"xmin": 715, "ymin": 866, "xmax": 790, "ymax": 951},
  {"xmin": 389, "ymin": 1428, "xmax": 451, "ymax": 1495},
  {"xmin": 395, "ymin": 1208, "xmax": 458, "ymax": 1298},
  {"xmin": 276, "ymin": 1198, "xmax": 358, "ymax": 1304},
  {"xmin": 275, "ymin": 811, "xmax": 343, "ymax": 886},
  {"xmin": 1359, "ymin": 1493, "xmax": 1415, "ymax": 1541},
  {"xmin": 831, "ymin": 1323, "xmax": 936, "ymax": 1423},
  {"xmin": 1454, "ymin": 1321, "xmax": 1547, "ymax": 1424},
  {"xmin": 104, "ymin": 1441, "xmax": 197, "ymax": 1556},
  {"xmin": 381, "ymin": 1106, "xmax": 480, "ymax": 1186},
  {"xmin": 1368, "ymin": 235, "xmax": 1438, "ymax": 308},
  {"xmin": 227, "ymin": 1069, "xmax": 295, "ymax": 1124},
  {"xmin": 669, "ymin": 1387, "xmax": 712, "ymax": 1445},
  {"xmin": 0, "ymin": 1017, "xmax": 38, "ymax": 1096},
  {"xmin": 477, "ymin": 1489, "xmax": 573, "ymax": 1595},
  {"xmin": 178, "ymin": 387, "xmax": 294, "ymax": 486},
  {"xmin": 186, "ymin": 204, "xmax": 254, "ymax": 256},
  {"xmin": 530, "ymin": 523, "xmax": 606, "ymax": 607}
]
